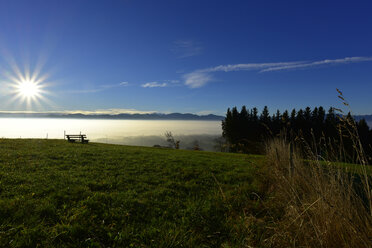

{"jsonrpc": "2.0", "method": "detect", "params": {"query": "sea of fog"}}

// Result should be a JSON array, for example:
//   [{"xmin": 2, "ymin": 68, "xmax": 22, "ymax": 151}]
[{"xmin": 0, "ymin": 118, "xmax": 222, "ymax": 151}]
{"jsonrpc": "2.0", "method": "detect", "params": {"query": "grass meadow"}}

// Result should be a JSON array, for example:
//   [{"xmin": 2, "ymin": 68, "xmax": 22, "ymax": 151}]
[
  {"xmin": 0, "ymin": 138, "xmax": 370, "ymax": 247},
  {"xmin": 0, "ymin": 139, "xmax": 263, "ymax": 247}
]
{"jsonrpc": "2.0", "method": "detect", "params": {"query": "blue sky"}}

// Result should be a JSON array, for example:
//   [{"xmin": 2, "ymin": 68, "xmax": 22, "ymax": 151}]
[{"xmin": 0, "ymin": 0, "xmax": 372, "ymax": 115}]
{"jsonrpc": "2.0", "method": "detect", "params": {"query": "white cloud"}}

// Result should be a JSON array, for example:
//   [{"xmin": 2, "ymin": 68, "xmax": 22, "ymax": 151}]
[
  {"xmin": 141, "ymin": 82, "xmax": 168, "ymax": 88},
  {"xmin": 183, "ymin": 56, "xmax": 372, "ymax": 88},
  {"xmin": 183, "ymin": 71, "xmax": 213, "ymax": 88}
]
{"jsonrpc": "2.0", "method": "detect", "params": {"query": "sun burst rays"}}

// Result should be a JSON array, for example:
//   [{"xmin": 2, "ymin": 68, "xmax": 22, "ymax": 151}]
[{"xmin": 2, "ymin": 61, "xmax": 53, "ymax": 110}]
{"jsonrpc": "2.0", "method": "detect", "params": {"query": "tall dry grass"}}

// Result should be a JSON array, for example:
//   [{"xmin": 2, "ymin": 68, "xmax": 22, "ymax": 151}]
[{"xmin": 261, "ymin": 135, "xmax": 372, "ymax": 247}]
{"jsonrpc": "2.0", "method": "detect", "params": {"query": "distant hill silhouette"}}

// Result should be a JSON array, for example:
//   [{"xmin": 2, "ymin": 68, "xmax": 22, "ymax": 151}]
[
  {"xmin": 354, "ymin": 115, "xmax": 372, "ymax": 122},
  {"xmin": 0, "ymin": 112, "xmax": 370, "ymax": 122},
  {"xmin": 0, "ymin": 112, "xmax": 225, "ymax": 120}
]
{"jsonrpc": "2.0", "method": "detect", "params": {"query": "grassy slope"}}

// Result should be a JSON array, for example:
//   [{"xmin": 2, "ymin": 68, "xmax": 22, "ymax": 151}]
[{"xmin": 0, "ymin": 139, "xmax": 262, "ymax": 247}]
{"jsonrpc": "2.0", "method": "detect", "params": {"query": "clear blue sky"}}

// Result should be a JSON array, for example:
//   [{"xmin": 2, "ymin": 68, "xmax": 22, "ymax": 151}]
[{"xmin": 0, "ymin": 0, "xmax": 371, "ymax": 115}]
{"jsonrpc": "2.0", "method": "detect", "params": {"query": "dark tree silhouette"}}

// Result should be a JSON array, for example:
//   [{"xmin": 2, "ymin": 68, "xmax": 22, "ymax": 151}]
[{"xmin": 222, "ymin": 105, "xmax": 372, "ymax": 161}]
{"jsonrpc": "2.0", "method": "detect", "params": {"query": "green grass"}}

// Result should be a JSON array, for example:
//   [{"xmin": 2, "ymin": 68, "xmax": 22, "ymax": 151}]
[
  {"xmin": 0, "ymin": 139, "xmax": 263, "ymax": 247},
  {"xmin": 320, "ymin": 161, "xmax": 372, "ymax": 174}
]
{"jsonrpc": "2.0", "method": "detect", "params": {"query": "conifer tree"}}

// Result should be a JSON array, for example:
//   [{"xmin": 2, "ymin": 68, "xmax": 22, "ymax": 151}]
[
  {"xmin": 239, "ymin": 106, "xmax": 249, "ymax": 141},
  {"xmin": 260, "ymin": 106, "xmax": 270, "ymax": 124},
  {"xmin": 252, "ymin": 107, "xmax": 258, "ymax": 122},
  {"xmin": 282, "ymin": 110, "xmax": 289, "ymax": 125},
  {"xmin": 222, "ymin": 108, "xmax": 232, "ymax": 143},
  {"xmin": 290, "ymin": 109, "xmax": 296, "ymax": 122},
  {"xmin": 304, "ymin": 107, "xmax": 312, "ymax": 122},
  {"xmin": 318, "ymin": 107, "xmax": 326, "ymax": 122}
]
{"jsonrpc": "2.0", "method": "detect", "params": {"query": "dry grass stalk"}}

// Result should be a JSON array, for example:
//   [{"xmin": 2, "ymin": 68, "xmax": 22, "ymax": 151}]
[{"xmin": 263, "ymin": 138, "xmax": 371, "ymax": 247}]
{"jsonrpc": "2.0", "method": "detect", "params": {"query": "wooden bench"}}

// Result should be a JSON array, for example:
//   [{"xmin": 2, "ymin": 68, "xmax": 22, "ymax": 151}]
[{"xmin": 65, "ymin": 134, "xmax": 89, "ymax": 144}]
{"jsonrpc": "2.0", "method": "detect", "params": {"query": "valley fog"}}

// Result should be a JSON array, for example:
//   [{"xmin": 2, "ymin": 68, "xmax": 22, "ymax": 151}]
[{"xmin": 0, "ymin": 118, "xmax": 222, "ymax": 151}]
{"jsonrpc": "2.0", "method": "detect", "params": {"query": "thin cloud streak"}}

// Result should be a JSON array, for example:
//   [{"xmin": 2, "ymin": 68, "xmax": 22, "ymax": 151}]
[
  {"xmin": 183, "ymin": 56, "xmax": 372, "ymax": 88},
  {"xmin": 203, "ymin": 61, "xmax": 304, "ymax": 73},
  {"xmin": 260, "ymin": 56, "xmax": 372, "ymax": 72},
  {"xmin": 64, "ymin": 81, "xmax": 130, "ymax": 94},
  {"xmin": 141, "ymin": 82, "xmax": 168, "ymax": 88}
]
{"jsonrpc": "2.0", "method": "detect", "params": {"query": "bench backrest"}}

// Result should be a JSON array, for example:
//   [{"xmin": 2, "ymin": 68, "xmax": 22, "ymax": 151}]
[{"xmin": 66, "ymin": 134, "xmax": 87, "ymax": 138}]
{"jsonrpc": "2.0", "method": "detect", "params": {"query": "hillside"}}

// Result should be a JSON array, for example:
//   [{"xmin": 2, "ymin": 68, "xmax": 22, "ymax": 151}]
[{"xmin": 0, "ymin": 139, "xmax": 262, "ymax": 247}]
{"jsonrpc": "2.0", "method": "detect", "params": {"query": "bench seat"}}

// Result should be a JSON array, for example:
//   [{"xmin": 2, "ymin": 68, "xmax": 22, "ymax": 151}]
[{"xmin": 66, "ymin": 134, "xmax": 89, "ymax": 143}]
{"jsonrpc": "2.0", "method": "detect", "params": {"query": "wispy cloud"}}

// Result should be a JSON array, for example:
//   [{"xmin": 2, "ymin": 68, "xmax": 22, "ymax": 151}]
[
  {"xmin": 64, "ymin": 81, "xmax": 130, "ymax": 94},
  {"xmin": 203, "ymin": 62, "xmax": 303, "ymax": 73},
  {"xmin": 97, "ymin": 81, "xmax": 130, "ymax": 90},
  {"xmin": 183, "ymin": 71, "xmax": 213, "ymax": 89},
  {"xmin": 172, "ymin": 39, "xmax": 202, "ymax": 58},
  {"xmin": 102, "ymin": 81, "xmax": 129, "ymax": 88},
  {"xmin": 141, "ymin": 82, "xmax": 168, "ymax": 88},
  {"xmin": 63, "ymin": 88, "xmax": 103, "ymax": 94},
  {"xmin": 183, "ymin": 56, "xmax": 372, "ymax": 88},
  {"xmin": 165, "ymin": 79, "xmax": 180, "ymax": 84},
  {"xmin": 260, "ymin": 56, "xmax": 372, "ymax": 72}
]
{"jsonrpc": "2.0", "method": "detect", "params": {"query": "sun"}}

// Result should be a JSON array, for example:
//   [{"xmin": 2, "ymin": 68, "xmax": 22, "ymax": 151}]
[
  {"xmin": 6, "ymin": 70, "xmax": 51, "ymax": 109},
  {"xmin": 17, "ymin": 80, "xmax": 41, "ymax": 98},
  {"xmin": 1, "ymin": 58, "xmax": 52, "ymax": 109}
]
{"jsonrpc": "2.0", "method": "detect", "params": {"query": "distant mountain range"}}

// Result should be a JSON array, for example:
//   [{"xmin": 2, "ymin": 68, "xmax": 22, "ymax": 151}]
[
  {"xmin": 0, "ymin": 112, "xmax": 225, "ymax": 120},
  {"xmin": 354, "ymin": 115, "xmax": 372, "ymax": 127},
  {"xmin": 0, "ymin": 112, "xmax": 371, "ymax": 122},
  {"xmin": 354, "ymin": 115, "xmax": 372, "ymax": 122}
]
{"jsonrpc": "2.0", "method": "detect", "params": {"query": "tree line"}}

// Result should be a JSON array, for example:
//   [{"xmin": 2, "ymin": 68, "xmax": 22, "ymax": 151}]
[{"xmin": 222, "ymin": 106, "xmax": 372, "ymax": 162}]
